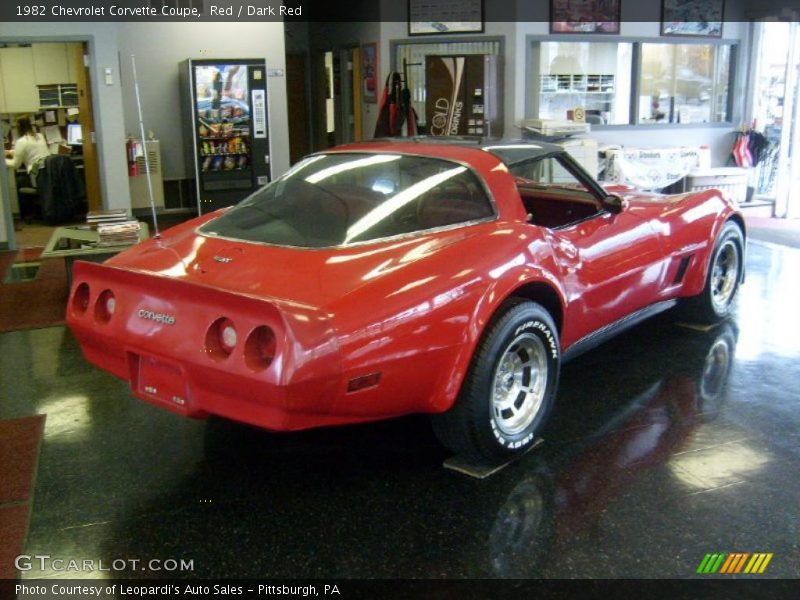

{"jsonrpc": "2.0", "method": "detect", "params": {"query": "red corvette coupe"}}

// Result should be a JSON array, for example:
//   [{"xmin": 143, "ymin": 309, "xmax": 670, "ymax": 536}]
[{"xmin": 67, "ymin": 139, "xmax": 745, "ymax": 462}]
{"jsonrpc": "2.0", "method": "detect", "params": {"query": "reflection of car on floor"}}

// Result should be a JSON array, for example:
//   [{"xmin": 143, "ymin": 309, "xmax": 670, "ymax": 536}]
[
  {"xmin": 487, "ymin": 321, "xmax": 739, "ymax": 577},
  {"xmin": 66, "ymin": 139, "xmax": 745, "ymax": 462}
]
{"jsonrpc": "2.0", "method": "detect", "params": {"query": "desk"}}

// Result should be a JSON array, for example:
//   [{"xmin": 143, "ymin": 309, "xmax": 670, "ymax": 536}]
[{"xmin": 41, "ymin": 222, "xmax": 150, "ymax": 286}]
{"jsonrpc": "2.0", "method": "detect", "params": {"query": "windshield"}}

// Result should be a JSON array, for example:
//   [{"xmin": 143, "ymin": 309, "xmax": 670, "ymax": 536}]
[{"xmin": 200, "ymin": 153, "xmax": 495, "ymax": 248}]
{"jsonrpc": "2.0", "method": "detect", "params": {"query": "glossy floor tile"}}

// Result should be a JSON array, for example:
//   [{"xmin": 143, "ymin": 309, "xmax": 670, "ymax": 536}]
[{"xmin": 1, "ymin": 240, "xmax": 798, "ymax": 579}]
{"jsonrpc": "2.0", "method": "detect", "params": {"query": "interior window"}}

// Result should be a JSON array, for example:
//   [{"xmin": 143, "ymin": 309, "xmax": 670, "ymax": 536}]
[
  {"xmin": 511, "ymin": 156, "xmax": 602, "ymax": 229},
  {"xmin": 638, "ymin": 43, "xmax": 732, "ymax": 124},
  {"xmin": 537, "ymin": 41, "xmax": 633, "ymax": 125}
]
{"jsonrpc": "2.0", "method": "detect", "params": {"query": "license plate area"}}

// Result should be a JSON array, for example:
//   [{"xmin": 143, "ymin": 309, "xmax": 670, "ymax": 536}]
[{"xmin": 134, "ymin": 354, "xmax": 190, "ymax": 409}]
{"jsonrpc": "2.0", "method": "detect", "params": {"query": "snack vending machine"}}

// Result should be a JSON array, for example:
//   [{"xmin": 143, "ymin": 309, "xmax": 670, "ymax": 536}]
[{"xmin": 181, "ymin": 58, "xmax": 271, "ymax": 214}]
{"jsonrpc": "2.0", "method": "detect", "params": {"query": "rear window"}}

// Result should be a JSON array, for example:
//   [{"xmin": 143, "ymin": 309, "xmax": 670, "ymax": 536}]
[{"xmin": 200, "ymin": 153, "xmax": 494, "ymax": 248}]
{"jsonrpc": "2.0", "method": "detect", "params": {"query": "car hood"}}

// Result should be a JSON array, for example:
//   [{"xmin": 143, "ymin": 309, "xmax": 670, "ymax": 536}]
[{"xmin": 106, "ymin": 217, "xmax": 487, "ymax": 309}]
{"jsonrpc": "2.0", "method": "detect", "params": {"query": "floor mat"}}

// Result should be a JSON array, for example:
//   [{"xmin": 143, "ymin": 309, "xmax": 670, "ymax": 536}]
[
  {"xmin": 0, "ymin": 251, "xmax": 15, "ymax": 282},
  {"xmin": 0, "ymin": 249, "xmax": 68, "ymax": 333},
  {"xmin": 0, "ymin": 415, "xmax": 45, "ymax": 579},
  {"xmin": 0, "ymin": 505, "xmax": 33, "ymax": 579}
]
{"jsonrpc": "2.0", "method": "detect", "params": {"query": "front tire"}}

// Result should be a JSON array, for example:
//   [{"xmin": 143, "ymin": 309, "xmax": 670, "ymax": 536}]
[
  {"xmin": 681, "ymin": 221, "xmax": 744, "ymax": 323},
  {"xmin": 432, "ymin": 300, "xmax": 560, "ymax": 462}
]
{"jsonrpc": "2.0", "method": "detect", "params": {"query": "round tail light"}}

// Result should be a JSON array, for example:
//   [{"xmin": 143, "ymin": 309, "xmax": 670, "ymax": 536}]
[
  {"xmin": 244, "ymin": 326, "xmax": 276, "ymax": 371},
  {"xmin": 94, "ymin": 289, "xmax": 116, "ymax": 323},
  {"xmin": 71, "ymin": 282, "xmax": 90, "ymax": 316},
  {"xmin": 220, "ymin": 322, "xmax": 237, "ymax": 352},
  {"xmin": 205, "ymin": 317, "xmax": 236, "ymax": 361}
]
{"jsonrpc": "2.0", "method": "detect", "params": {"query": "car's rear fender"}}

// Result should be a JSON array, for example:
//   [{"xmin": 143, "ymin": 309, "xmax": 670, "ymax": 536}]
[{"xmin": 427, "ymin": 265, "xmax": 567, "ymax": 413}]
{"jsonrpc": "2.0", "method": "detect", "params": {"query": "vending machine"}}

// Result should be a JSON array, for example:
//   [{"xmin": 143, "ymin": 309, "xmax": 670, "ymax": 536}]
[{"xmin": 181, "ymin": 59, "xmax": 271, "ymax": 214}]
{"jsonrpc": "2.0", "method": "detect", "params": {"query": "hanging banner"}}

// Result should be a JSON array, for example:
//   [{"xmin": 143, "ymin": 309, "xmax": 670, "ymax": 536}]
[{"xmin": 605, "ymin": 147, "xmax": 709, "ymax": 190}]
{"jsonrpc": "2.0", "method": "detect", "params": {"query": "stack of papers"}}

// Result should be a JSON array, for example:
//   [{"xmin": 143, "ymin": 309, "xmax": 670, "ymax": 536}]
[
  {"xmin": 520, "ymin": 119, "xmax": 590, "ymax": 136},
  {"xmin": 87, "ymin": 209, "xmax": 128, "ymax": 225},
  {"xmin": 97, "ymin": 221, "xmax": 141, "ymax": 247}
]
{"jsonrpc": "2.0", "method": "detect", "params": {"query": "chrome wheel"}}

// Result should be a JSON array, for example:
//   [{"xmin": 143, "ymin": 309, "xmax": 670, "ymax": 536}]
[
  {"xmin": 431, "ymin": 300, "xmax": 559, "ymax": 461},
  {"xmin": 710, "ymin": 240, "xmax": 740, "ymax": 312},
  {"xmin": 492, "ymin": 333, "xmax": 548, "ymax": 436}
]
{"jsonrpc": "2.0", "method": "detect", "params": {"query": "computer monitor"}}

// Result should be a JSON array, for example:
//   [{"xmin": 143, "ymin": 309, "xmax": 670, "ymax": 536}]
[{"xmin": 66, "ymin": 123, "xmax": 82, "ymax": 145}]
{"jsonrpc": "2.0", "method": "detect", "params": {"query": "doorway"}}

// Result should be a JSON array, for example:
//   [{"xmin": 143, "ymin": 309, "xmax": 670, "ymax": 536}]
[
  {"xmin": 338, "ymin": 46, "xmax": 363, "ymax": 145},
  {"xmin": 311, "ymin": 46, "xmax": 365, "ymax": 152},
  {"xmin": 1, "ymin": 40, "xmax": 102, "ymax": 249},
  {"xmin": 751, "ymin": 22, "xmax": 800, "ymax": 219},
  {"xmin": 285, "ymin": 53, "xmax": 311, "ymax": 165}
]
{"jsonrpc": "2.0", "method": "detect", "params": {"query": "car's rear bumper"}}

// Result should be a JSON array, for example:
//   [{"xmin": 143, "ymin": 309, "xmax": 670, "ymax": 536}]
[
  {"xmin": 67, "ymin": 260, "xmax": 350, "ymax": 431},
  {"xmin": 74, "ymin": 326, "xmax": 354, "ymax": 431}
]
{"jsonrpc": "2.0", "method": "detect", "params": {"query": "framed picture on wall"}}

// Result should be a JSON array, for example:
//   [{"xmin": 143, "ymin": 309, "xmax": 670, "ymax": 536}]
[
  {"xmin": 661, "ymin": 0, "xmax": 724, "ymax": 37},
  {"xmin": 362, "ymin": 43, "xmax": 378, "ymax": 103},
  {"xmin": 408, "ymin": 0, "xmax": 484, "ymax": 36},
  {"xmin": 550, "ymin": 0, "xmax": 621, "ymax": 34}
]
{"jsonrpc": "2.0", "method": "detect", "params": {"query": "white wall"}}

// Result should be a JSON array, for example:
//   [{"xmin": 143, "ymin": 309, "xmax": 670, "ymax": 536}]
[
  {"xmin": 511, "ymin": 0, "xmax": 753, "ymax": 166},
  {"xmin": 0, "ymin": 21, "xmax": 291, "ymax": 221},
  {"xmin": 366, "ymin": 4, "xmax": 753, "ymax": 167},
  {"xmin": 516, "ymin": 19, "xmax": 751, "ymax": 167},
  {"xmin": 378, "ymin": 21, "xmax": 518, "ymax": 139},
  {"xmin": 116, "ymin": 22, "xmax": 290, "ymax": 181}
]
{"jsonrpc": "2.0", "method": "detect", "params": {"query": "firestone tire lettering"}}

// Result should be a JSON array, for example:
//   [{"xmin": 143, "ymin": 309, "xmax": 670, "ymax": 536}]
[{"xmin": 431, "ymin": 299, "xmax": 560, "ymax": 462}]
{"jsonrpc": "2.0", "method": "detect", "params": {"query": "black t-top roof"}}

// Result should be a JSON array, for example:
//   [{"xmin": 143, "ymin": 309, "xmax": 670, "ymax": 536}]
[{"xmin": 368, "ymin": 136, "xmax": 564, "ymax": 167}]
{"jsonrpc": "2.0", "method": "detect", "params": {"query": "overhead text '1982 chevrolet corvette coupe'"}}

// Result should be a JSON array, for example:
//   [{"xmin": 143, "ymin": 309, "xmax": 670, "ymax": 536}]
[{"xmin": 67, "ymin": 139, "xmax": 745, "ymax": 462}]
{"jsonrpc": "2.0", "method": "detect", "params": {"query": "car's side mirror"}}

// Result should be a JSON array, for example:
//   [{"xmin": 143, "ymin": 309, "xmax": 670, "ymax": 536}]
[{"xmin": 603, "ymin": 194, "xmax": 628, "ymax": 214}]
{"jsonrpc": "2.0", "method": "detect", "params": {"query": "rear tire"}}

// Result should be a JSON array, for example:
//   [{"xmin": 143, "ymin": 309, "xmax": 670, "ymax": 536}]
[
  {"xmin": 680, "ymin": 221, "xmax": 744, "ymax": 323},
  {"xmin": 432, "ymin": 300, "xmax": 560, "ymax": 462}
]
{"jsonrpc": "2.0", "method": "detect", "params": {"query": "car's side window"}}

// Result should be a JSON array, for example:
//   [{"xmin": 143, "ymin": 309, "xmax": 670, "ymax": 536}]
[{"xmin": 511, "ymin": 156, "xmax": 603, "ymax": 229}]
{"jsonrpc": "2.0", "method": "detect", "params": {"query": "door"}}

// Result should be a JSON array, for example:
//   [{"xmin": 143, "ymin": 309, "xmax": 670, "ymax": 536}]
[
  {"xmin": 313, "ymin": 51, "xmax": 336, "ymax": 150},
  {"xmin": 750, "ymin": 21, "xmax": 800, "ymax": 218},
  {"xmin": 511, "ymin": 154, "xmax": 665, "ymax": 346},
  {"xmin": 285, "ymin": 53, "xmax": 310, "ymax": 165},
  {"xmin": 337, "ymin": 46, "xmax": 363, "ymax": 144},
  {"xmin": 351, "ymin": 46, "xmax": 363, "ymax": 142},
  {"xmin": 549, "ymin": 210, "xmax": 665, "ymax": 345},
  {"xmin": 68, "ymin": 42, "xmax": 102, "ymax": 212}
]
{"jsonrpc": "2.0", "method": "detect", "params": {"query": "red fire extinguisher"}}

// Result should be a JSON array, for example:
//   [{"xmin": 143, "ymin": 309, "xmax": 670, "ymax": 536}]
[{"xmin": 126, "ymin": 136, "xmax": 139, "ymax": 176}]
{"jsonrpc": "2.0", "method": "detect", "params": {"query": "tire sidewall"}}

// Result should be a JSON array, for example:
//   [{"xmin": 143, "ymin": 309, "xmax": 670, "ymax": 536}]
[{"xmin": 475, "ymin": 304, "xmax": 560, "ymax": 456}]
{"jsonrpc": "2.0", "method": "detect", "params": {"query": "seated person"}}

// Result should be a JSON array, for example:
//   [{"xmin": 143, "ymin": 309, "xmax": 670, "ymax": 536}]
[{"xmin": 5, "ymin": 116, "xmax": 51, "ymax": 220}]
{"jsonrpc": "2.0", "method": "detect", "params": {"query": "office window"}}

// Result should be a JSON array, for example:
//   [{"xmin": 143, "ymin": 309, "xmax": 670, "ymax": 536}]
[
  {"xmin": 639, "ymin": 43, "xmax": 732, "ymax": 124},
  {"xmin": 537, "ymin": 42, "xmax": 633, "ymax": 125},
  {"xmin": 529, "ymin": 38, "xmax": 737, "ymax": 127}
]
